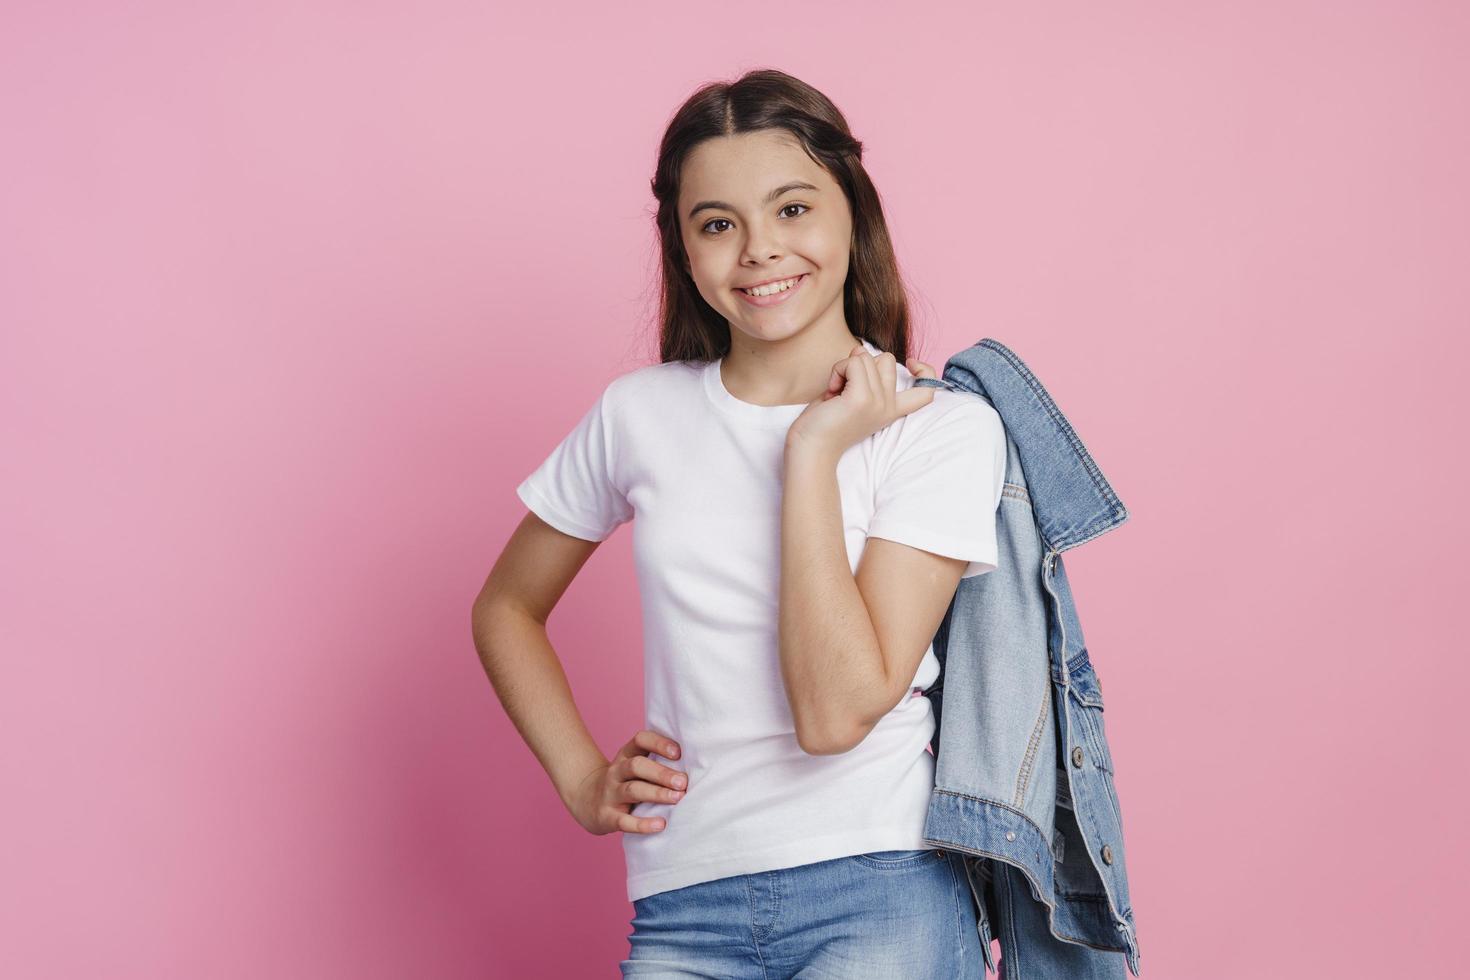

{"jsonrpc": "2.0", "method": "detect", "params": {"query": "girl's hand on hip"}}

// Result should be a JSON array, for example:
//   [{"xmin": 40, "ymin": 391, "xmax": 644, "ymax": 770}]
[
  {"xmin": 566, "ymin": 729, "xmax": 688, "ymax": 836},
  {"xmin": 787, "ymin": 345, "xmax": 937, "ymax": 460}
]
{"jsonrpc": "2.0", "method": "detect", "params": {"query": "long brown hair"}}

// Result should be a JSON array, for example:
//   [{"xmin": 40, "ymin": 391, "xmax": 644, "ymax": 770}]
[{"xmin": 650, "ymin": 69, "xmax": 915, "ymax": 365}]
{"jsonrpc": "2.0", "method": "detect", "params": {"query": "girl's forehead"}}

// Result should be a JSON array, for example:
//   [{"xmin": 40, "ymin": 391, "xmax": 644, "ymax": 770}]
[
  {"xmin": 681, "ymin": 136, "xmax": 832, "ymax": 201},
  {"xmin": 687, "ymin": 132, "xmax": 811, "ymax": 176}
]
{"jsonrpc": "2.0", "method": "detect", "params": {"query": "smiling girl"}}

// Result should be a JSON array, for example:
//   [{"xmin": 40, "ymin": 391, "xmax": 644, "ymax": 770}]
[{"xmin": 474, "ymin": 69, "xmax": 1006, "ymax": 977}]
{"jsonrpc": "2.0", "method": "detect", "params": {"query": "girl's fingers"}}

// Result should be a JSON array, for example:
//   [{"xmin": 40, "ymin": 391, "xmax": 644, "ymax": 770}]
[
  {"xmin": 895, "ymin": 385, "xmax": 937, "ymax": 416},
  {"xmin": 612, "ymin": 776, "xmax": 685, "ymax": 835},
  {"xmin": 628, "ymin": 753, "xmax": 688, "ymax": 791},
  {"xmin": 623, "ymin": 778, "xmax": 686, "ymax": 805},
  {"xmin": 906, "ymin": 357, "xmax": 937, "ymax": 378},
  {"xmin": 632, "ymin": 729, "xmax": 679, "ymax": 760},
  {"xmin": 863, "ymin": 351, "xmax": 889, "ymax": 405},
  {"xmin": 826, "ymin": 355, "xmax": 853, "ymax": 396},
  {"xmin": 618, "ymin": 811, "xmax": 666, "ymax": 834},
  {"xmin": 831, "ymin": 349, "xmax": 875, "ymax": 401},
  {"xmin": 873, "ymin": 351, "xmax": 898, "ymax": 393}
]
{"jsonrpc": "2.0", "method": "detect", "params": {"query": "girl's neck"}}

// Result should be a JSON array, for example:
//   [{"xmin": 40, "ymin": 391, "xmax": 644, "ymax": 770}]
[{"xmin": 720, "ymin": 326, "xmax": 866, "ymax": 407}]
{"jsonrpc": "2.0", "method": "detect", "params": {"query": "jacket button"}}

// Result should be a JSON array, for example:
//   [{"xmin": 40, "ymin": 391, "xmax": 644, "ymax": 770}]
[
  {"xmin": 1005, "ymin": 831, "xmax": 1016, "ymax": 841},
  {"xmin": 1071, "ymin": 746, "xmax": 1084, "ymax": 767},
  {"xmin": 1101, "ymin": 844, "xmax": 1114, "ymax": 865}
]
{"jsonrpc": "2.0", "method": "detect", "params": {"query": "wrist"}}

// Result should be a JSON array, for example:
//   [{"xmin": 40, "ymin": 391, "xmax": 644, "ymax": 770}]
[
  {"xmin": 553, "ymin": 747, "xmax": 609, "ymax": 809},
  {"xmin": 783, "ymin": 430, "xmax": 842, "ymax": 471}
]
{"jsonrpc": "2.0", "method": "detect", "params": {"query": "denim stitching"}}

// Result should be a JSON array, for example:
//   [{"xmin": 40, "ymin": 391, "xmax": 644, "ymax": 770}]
[
  {"xmin": 1003, "ymin": 483, "xmax": 1029, "ymax": 502},
  {"xmin": 997, "ymin": 860, "xmax": 1023, "ymax": 979},
  {"xmin": 922, "ymin": 342, "xmax": 1127, "ymax": 551},
  {"xmin": 741, "ymin": 874, "xmax": 772, "ymax": 976},
  {"xmin": 1012, "ymin": 691, "xmax": 1050, "ymax": 807},
  {"xmin": 930, "ymin": 788, "xmax": 1047, "ymax": 828},
  {"xmin": 976, "ymin": 339, "xmax": 1126, "ymax": 529},
  {"xmin": 850, "ymin": 849, "xmax": 934, "ymax": 868},
  {"xmin": 924, "ymin": 839, "xmax": 1131, "ymax": 956},
  {"xmin": 943, "ymin": 852, "xmax": 970, "ymax": 971}
]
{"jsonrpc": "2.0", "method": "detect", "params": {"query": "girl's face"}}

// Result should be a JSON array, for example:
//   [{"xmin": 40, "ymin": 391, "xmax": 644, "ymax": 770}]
[{"xmin": 678, "ymin": 130, "xmax": 854, "ymax": 346}]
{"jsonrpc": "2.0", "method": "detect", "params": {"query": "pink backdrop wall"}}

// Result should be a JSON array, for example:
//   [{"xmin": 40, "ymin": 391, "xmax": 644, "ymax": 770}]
[{"xmin": 3, "ymin": 2, "xmax": 1466, "ymax": 977}]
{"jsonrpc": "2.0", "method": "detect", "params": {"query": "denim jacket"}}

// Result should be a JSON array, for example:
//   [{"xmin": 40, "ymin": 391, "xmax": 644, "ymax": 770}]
[{"xmin": 910, "ymin": 339, "xmax": 1141, "ymax": 976}]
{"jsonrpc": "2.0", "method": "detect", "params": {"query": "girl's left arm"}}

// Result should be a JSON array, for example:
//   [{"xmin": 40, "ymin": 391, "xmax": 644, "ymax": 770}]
[{"xmin": 778, "ymin": 439, "xmax": 967, "ymax": 756}]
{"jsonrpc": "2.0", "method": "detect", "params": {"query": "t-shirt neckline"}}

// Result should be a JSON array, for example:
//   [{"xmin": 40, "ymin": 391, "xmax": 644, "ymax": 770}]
[{"xmin": 702, "ymin": 338, "xmax": 881, "ymax": 428}]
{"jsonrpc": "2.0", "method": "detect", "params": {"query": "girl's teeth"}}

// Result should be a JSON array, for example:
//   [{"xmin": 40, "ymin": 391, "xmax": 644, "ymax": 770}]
[{"xmin": 742, "ymin": 275, "xmax": 801, "ymax": 297}]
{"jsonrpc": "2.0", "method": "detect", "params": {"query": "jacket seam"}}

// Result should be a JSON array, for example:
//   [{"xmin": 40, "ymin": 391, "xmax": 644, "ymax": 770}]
[
  {"xmin": 931, "ymin": 839, "xmax": 1133, "ymax": 957},
  {"xmin": 1012, "ymin": 690, "xmax": 1050, "ymax": 807},
  {"xmin": 930, "ymin": 788, "xmax": 1048, "ymax": 838},
  {"xmin": 976, "ymin": 339, "xmax": 1128, "ymax": 548},
  {"xmin": 976, "ymin": 339, "xmax": 1119, "ymax": 511}
]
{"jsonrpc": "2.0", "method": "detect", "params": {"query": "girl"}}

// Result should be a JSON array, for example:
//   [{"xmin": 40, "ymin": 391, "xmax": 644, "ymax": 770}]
[{"xmin": 474, "ymin": 69, "xmax": 1007, "ymax": 978}]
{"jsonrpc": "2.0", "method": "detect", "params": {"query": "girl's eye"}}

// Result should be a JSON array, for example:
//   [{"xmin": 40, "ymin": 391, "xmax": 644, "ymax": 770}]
[{"xmin": 701, "ymin": 203, "xmax": 810, "ymax": 236}]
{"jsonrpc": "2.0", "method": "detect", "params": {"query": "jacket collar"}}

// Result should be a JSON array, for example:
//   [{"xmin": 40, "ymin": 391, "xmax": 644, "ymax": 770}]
[{"xmin": 930, "ymin": 338, "xmax": 1129, "ymax": 554}]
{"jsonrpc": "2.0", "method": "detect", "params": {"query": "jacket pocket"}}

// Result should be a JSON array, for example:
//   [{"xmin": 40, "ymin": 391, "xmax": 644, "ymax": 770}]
[
  {"xmin": 1067, "ymin": 659, "xmax": 1122, "ymax": 829},
  {"xmin": 1054, "ymin": 656, "xmax": 1131, "ymax": 917}
]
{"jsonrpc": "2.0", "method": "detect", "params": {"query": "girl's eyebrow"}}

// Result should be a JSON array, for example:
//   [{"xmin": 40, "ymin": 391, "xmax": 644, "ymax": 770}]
[{"xmin": 687, "ymin": 181, "xmax": 820, "ymax": 220}]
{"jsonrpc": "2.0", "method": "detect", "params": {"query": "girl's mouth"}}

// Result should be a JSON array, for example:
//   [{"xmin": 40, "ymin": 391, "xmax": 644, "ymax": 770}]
[{"xmin": 734, "ymin": 273, "xmax": 808, "ymax": 308}]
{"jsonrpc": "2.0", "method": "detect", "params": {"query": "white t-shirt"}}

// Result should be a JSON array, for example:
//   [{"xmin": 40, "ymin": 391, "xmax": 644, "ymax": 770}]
[{"xmin": 516, "ymin": 338, "xmax": 1006, "ymax": 902}]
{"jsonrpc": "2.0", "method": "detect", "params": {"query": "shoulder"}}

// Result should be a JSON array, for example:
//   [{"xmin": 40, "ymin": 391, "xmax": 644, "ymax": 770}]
[
  {"xmin": 598, "ymin": 358, "xmax": 705, "ymax": 419},
  {"xmin": 894, "ymin": 384, "xmax": 1004, "ymax": 450}
]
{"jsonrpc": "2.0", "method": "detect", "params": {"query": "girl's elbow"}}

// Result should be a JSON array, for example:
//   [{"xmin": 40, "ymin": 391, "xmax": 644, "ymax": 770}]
[{"xmin": 795, "ymin": 716, "xmax": 868, "ymax": 756}]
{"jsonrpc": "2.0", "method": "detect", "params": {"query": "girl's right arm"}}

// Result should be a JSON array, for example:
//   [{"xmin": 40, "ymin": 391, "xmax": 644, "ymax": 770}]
[{"xmin": 470, "ymin": 510, "xmax": 687, "ymax": 835}]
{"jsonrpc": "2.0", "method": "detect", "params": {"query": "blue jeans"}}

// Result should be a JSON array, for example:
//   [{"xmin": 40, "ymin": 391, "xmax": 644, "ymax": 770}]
[{"xmin": 619, "ymin": 848, "xmax": 982, "ymax": 978}]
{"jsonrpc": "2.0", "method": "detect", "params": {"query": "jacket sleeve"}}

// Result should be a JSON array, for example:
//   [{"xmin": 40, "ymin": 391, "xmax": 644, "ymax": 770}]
[
  {"xmin": 515, "ymin": 381, "xmax": 633, "ymax": 542},
  {"xmin": 866, "ymin": 395, "xmax": 1006, "ymax": 578}
]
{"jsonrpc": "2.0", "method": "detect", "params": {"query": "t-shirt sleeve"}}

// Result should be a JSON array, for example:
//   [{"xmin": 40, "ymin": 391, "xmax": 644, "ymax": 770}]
[
  {"xmin": 866, "ymin": 395, "xmax": 1007, "ymax": 578},
  {"xmin": 515, "ymin": 382, "xmax": 633, "ymax": 542}
]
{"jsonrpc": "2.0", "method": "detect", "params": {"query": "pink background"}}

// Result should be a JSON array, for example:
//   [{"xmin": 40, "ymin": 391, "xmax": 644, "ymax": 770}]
[{"xmin": 3, "ymin": 2, "xmax": 1466, "ymax": 977}]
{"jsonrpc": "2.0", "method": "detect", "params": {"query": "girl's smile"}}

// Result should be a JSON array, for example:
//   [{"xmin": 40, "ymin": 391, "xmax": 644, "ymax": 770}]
[{"xmin": 734, "ymin": 272, "xmax": 810, "ymax": 308}]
